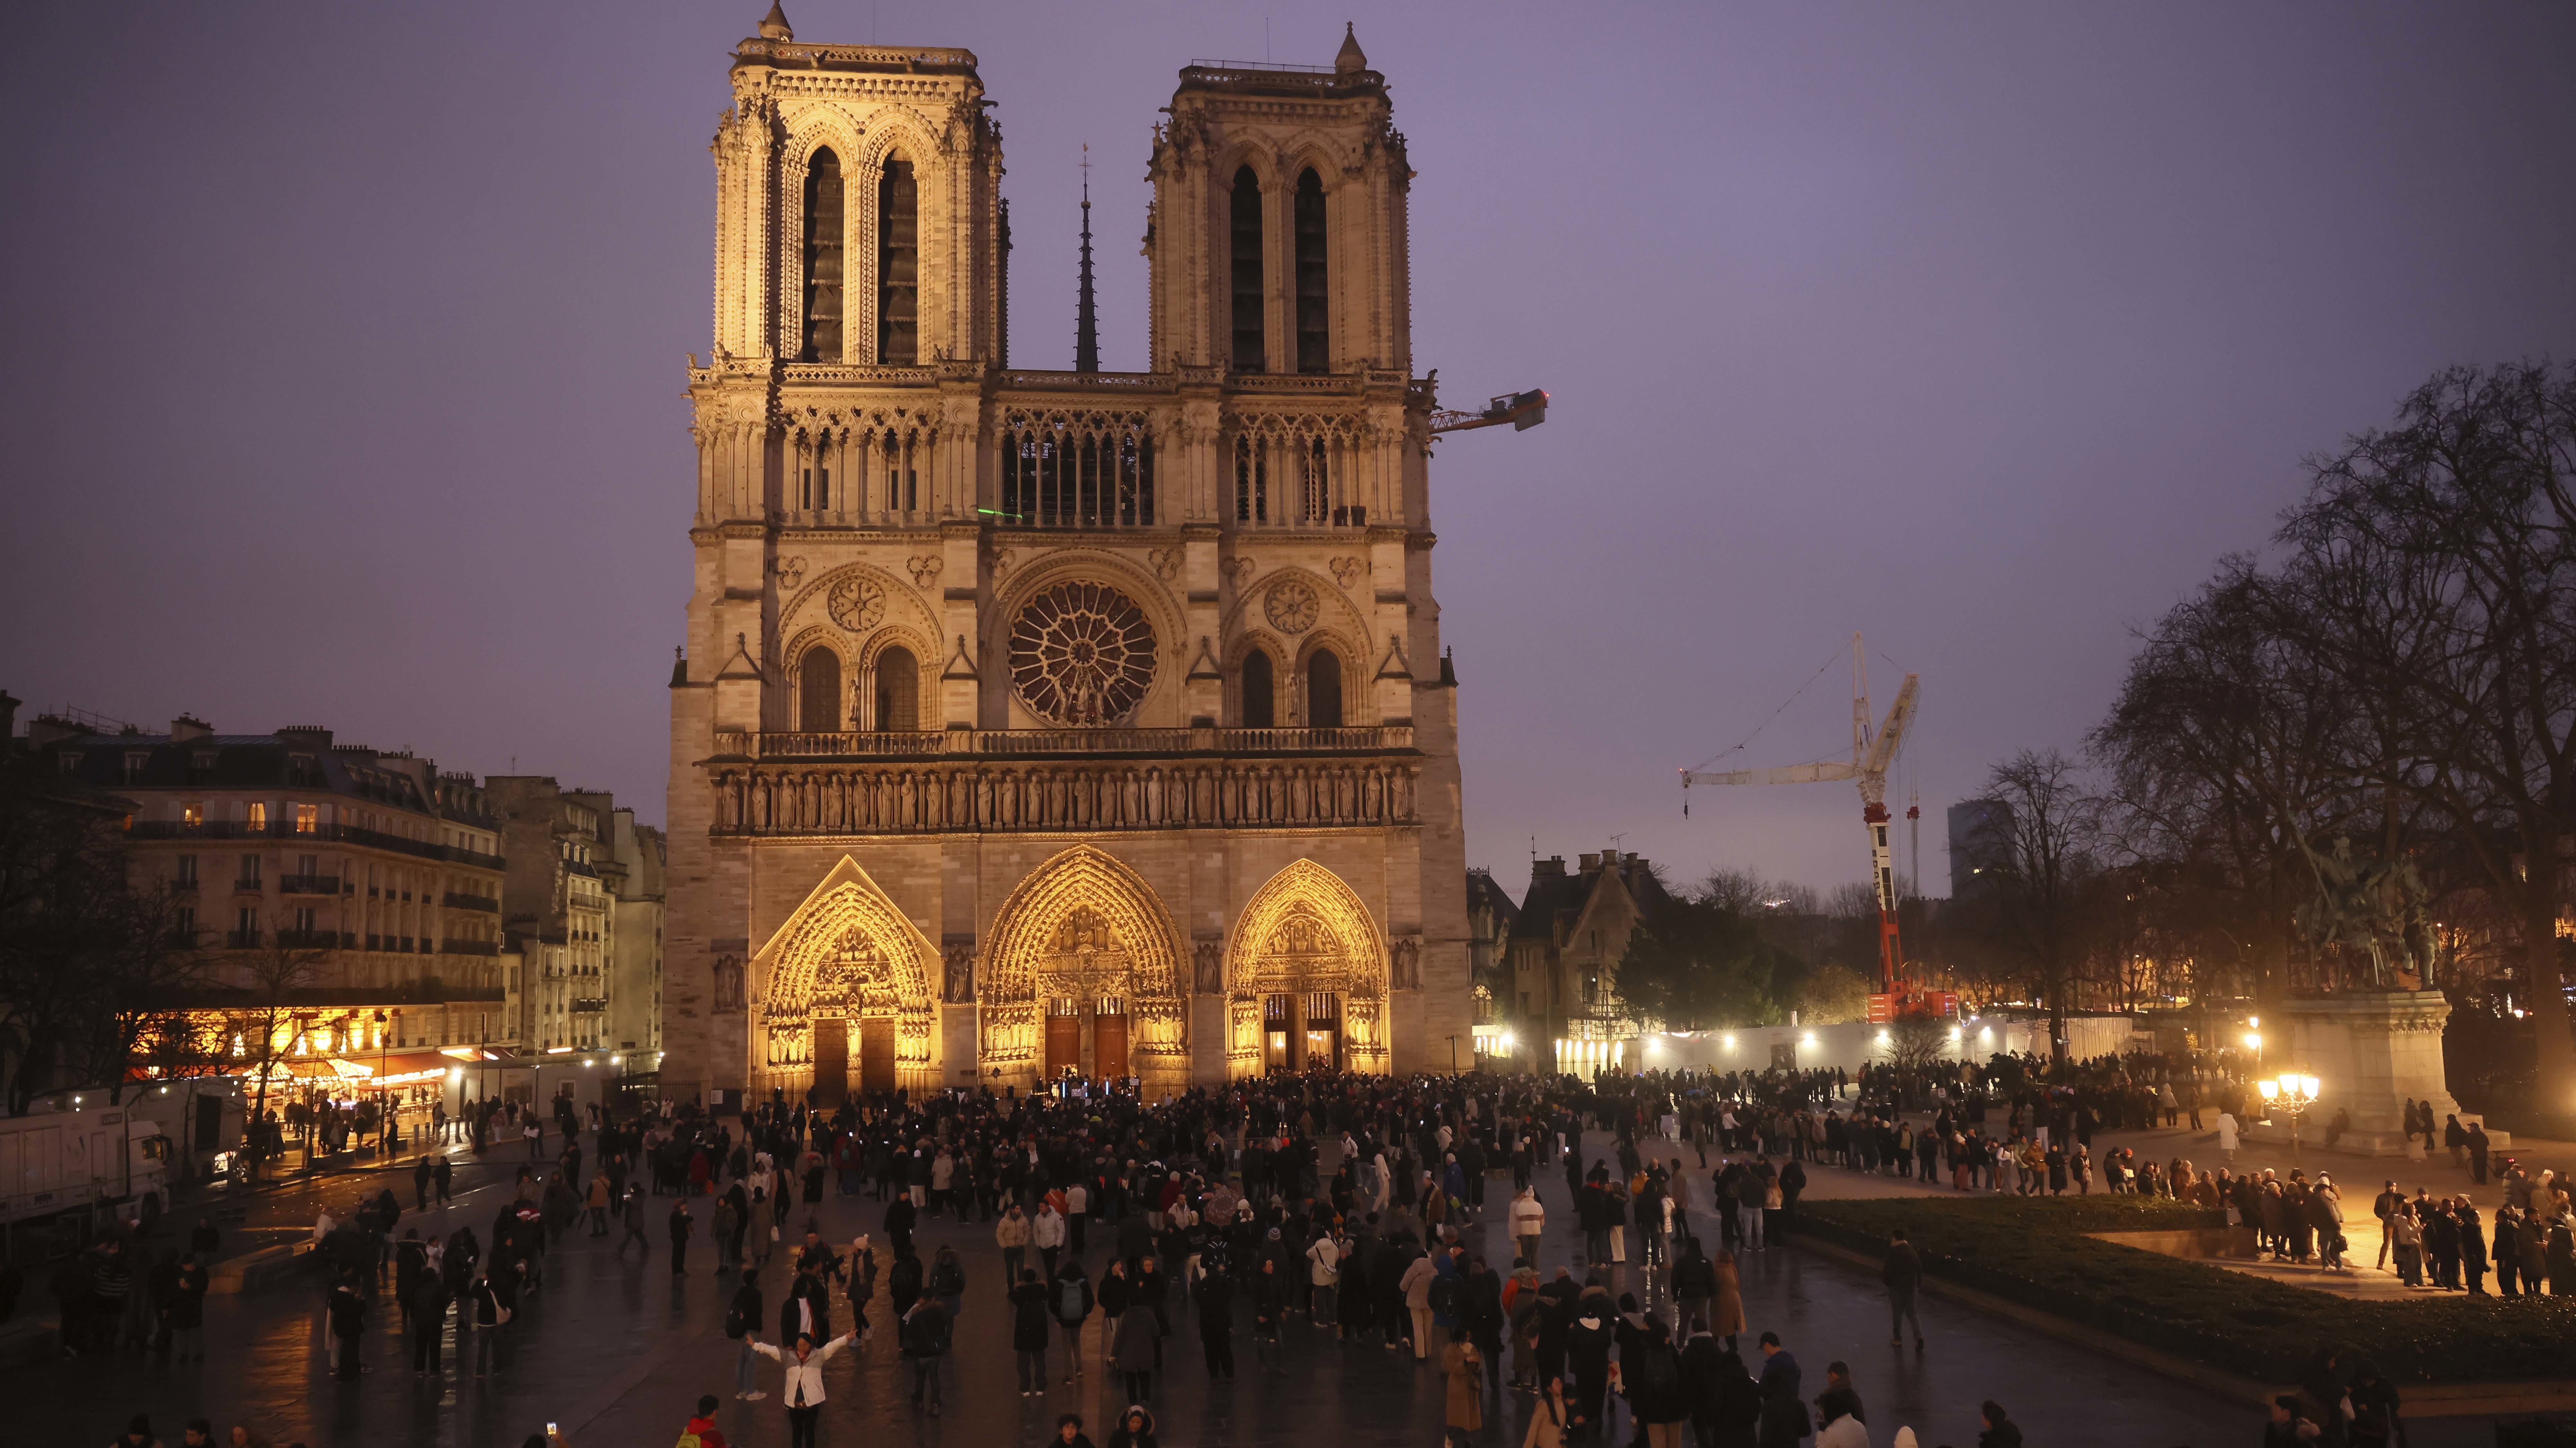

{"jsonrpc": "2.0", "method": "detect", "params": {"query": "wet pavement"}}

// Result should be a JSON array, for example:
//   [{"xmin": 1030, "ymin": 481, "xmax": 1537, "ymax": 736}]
[{"xmin": 6, "ymin": 1129, "xmax": 2535, "ymax": 1447}]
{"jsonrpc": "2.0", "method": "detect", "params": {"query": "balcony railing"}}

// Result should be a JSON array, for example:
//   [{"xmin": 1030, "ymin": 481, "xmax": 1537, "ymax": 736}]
[
  {"xmin": 443, "ymin": 892, "xmax": 500, "ymax": 913},
  {"xmin": 571, "ymin": 998, "xmax": 607, "ymax": 1015},
  {"xmin": 441, "ymin": 939, "xmax": 500, "ymax": 957},
  {"xmin": 279, "ymin": 874, "xmax": 341, "ymax": 896},
  {"xmin": 130, "ymin": 819, "xmax": 503, "ymax": 872},
  {"xmin": 711, "ymin": 752, "xmax": 1422, "ymax": 837},
  {"xmin": 714, "ymin": 724, "xmax": 1414, "ymax": 761}
]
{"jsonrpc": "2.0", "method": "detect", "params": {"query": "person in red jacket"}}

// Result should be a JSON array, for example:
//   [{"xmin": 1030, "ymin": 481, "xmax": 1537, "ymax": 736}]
[{"xmin": 677, "ymin": 1394, "xmax": 732, "ymax": 1448}]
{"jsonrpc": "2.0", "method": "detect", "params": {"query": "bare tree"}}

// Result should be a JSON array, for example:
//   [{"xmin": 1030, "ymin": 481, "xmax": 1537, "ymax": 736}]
[
  {"xmin": 1884, "ymin": 1011, "xmax": 1950, "ymax": 1073},
  {"xmin": 231, "ymin": 914, "xmax": 331, "ymax": 1175},
  {"xmin": 2274, "ymin": 362, "xmax": 2576, "ymax": 1104},
  {"xmin": 2091, "ymin": 560, "xmax": 2378, "ymax": 1006},
  {"xmin": 1966, "ymin": 748, "xmax": 2102, "ymax": 1063}
]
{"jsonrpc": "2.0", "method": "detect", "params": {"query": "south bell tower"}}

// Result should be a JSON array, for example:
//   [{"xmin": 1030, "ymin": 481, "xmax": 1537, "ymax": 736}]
[{"xmin": 664, "ymin": 11, "xmax": 1470, "ymax": 1105}]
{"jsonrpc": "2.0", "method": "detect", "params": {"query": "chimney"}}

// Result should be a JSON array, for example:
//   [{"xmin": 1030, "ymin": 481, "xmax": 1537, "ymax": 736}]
[
  {"xmin": 275, "ymin": 725, "xmax": 333, "ymax": 749},
  {"xmin": 171, "ymin": 715, "xmax": 212, "ymax": 743},
  {"xmin": 1578, "ymin": 853, "xmax": 1601, "ymax": 873},
  {"xmin": 0, "ymin": 691, "xmax": 16, "ymax": 748},
  {"xmin": 1531, "ymin": 856, "xmax": 1566, "ymax": 879},
  {"xmin": 1601, "ymin": 848, "xmax": 1619, "ymax": 865}
]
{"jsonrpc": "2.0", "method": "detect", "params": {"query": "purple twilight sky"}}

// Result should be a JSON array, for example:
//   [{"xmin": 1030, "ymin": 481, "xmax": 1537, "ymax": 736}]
[{"xmin": 4, "ymin": 3, "xmax": 2573, "ymax": 904}]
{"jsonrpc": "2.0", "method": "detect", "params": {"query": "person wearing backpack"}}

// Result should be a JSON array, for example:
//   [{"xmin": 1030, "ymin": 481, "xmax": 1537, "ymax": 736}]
[
  {"xmin": 675, "ymin": 1394, "xmax": 732, "ymax": 1448},
  {"xmin": 1052, "ymin": 1259, "xmax": 1094, "ymax": 1382},
  {"xmin": 900, "ymin": 1294, "xmax": 954, "ymax": 1415},
  {"xmin": 726, "ymin": 1274, "xmax": 766, "ymax": 1400},
  {"xmin": 1623, "ymin": 1317, "xmax": 1690, "ymax": 1448}
]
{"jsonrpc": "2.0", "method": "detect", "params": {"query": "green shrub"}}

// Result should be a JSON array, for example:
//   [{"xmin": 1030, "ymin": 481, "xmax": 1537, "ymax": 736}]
[{"xmin": 1797, "ymin": 1195, "xmax": 2576, "ymax": 1384}]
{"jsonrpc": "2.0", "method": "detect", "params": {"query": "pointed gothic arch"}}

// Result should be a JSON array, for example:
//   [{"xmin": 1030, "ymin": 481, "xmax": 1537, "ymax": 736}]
[
  {"xmin": 979, "ymin": 844, "xmax": 1189, "ymax": 1093},
  {"xmin": 751, "ymin": 856, "xmax": 943, "ymax": 1098},
  {"xmin": 1225, "ymin": 858, "xmax": 1389, "ymax": 1076}
]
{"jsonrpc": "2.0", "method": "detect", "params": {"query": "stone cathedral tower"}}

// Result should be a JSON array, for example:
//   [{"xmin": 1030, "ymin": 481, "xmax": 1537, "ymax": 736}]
[{"xmin": 663, "ymin": 8, "xmax": 1470, "ymax": 1104}]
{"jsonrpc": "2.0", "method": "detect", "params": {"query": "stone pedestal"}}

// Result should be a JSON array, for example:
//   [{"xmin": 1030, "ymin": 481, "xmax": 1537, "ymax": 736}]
[{"xmin": 2244, "ymin": 990, "xmax": 2465, "ymax": 1156}]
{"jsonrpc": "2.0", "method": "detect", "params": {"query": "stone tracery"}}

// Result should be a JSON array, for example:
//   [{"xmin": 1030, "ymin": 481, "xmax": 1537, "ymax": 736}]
[
  {"xmin": 1225, "ymin": 858, "xmax": 1389, "ymax": 1075},
  {"xmin": 752, "ymin": 856, "xmax": 941, "ymax": 1094},
  {"xmin": 978, "ymin": 844, "xmax": 1189, "ymax": 1092}
]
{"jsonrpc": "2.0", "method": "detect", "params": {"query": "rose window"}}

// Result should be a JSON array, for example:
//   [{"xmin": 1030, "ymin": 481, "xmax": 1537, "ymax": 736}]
[
  {"xmin": 1008, "ymin": 581, "xmax": 1158, "ymax": 724},
  {"xmin": 828, "ymin": 575, "xmax": 886, "ymax": 630},
  {"xmin": 1264, "ymin": 580, "xmax": 1319, "ymax": 635}
]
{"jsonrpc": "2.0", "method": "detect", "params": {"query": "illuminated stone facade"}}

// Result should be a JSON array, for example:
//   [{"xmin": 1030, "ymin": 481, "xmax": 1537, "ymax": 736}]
[{"xmin": 660, "ymin": 12, "xmax": 1472, "ymax": 1103}]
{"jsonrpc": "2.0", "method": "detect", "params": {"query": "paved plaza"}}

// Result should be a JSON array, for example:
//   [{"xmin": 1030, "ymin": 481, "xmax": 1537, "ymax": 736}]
[{"xmin": 9, "ymin": 1123, "xmax": 2554, "ymax": 1447}]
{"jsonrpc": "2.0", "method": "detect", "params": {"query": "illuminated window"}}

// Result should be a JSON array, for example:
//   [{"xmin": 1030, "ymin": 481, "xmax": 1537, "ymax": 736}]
[
  {"xmin": 245, "ymin": 802, "xmax": 267, "ymax": 831},
  {"xmin": 294, "ymin": 803, "xmax": 319, "ymax": 834},
  {"xmin": 182, "ymin": 802, "xmax": 203, "ymax": 828}
]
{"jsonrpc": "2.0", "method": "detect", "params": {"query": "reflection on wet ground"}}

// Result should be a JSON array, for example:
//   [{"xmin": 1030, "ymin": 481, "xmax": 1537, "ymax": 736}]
[{"xmin": 0, "ymin": 1129, "xmax": 2512, "ymax": 1447}]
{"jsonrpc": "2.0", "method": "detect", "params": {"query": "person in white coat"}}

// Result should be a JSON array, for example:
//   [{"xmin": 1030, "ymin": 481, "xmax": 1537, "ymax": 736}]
[
  {"xmin": 2216, "ymin": 1111, "xmax": 2239, "ymax": 1166},
  {"xmin": 1508, "ymin": 1187, "xmax": 1547, "ymax": 1269},
  {"xmin": 1032, "ymin": 1202, "xmax": 1068, "ymax": 1278},
  {"xmin": 749, "ymin": 1328, "xmax": 859, "ymax": 1448}
]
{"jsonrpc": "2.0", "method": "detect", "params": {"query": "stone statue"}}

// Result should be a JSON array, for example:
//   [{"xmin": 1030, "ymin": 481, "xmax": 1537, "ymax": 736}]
[
  {"xmin": 942, "ymin": 938, "xmax": 976, "ymax": 1003},
  {"xmin": 2295, "ymin": 836, "xmax": 2438, "ymax": 990},
  {"xmin": 712, "ymin": 955, "xmax": 746, "ymax": 1014},
  {"xmin": 1192, "ymin": 937, "xmax": 1224, "ymax": 995},
  {"xmin": 1389, "ymin": 935, "xmax": 1422, "ymax": 991}
]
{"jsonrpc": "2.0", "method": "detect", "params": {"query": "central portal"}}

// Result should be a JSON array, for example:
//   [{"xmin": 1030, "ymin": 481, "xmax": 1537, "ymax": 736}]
[{"xmin": 979, "ymin": 845, "xmax": 1190, "ymax": 1096}]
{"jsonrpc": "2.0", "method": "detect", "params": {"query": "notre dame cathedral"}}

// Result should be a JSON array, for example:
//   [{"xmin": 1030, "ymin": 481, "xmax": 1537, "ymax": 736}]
[{"xmin": 661, "ymin": 4, "xmax": 1471, "ymax": 1104}]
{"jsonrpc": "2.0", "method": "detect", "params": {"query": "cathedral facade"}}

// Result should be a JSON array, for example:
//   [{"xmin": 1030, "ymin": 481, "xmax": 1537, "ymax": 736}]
[{"xmin": 661, "ymin": 8, "xmax": 1471, "ymax": 1105}]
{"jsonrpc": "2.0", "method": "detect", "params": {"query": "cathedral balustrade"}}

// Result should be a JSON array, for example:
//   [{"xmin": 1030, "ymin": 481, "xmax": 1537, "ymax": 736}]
[
  {"xmin": 705, "ymin": 754, "xmax": 1421, "ymax": 836},
  {"xmin": 713, "ymin": 724, "xmax": 1412, "ymax": 759}
]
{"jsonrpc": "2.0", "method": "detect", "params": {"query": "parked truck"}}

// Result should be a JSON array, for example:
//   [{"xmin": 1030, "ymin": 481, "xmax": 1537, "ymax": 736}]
[{"xmin": 0, "ymin": 1098, "xmax": 172, "ymax": 1236}]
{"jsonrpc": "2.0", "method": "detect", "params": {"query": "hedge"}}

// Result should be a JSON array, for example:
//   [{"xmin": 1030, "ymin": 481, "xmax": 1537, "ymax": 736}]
[{"xmin": 1794, "ymin": 1194, "xmax": 2576, "ymax": 1385}]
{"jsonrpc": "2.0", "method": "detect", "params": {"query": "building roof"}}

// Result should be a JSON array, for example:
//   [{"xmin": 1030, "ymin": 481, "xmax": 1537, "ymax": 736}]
[
  {"xmin": 1507, "ymin": 851, "xmax": 1669, "ymax": 948},
  {"xmin": 27, "ymin": 721, "xmax": 496, "ymax": 829}
]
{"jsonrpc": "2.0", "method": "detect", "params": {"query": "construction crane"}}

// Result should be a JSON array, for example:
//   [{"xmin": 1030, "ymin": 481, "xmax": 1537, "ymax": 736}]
[
  {"xmin": 1429, "ymin": 389, "xmax": 1548, "ymax": 434},
  {"xmin": 1680, "ymin": 633, "xmax": 1921, "ymax": 997}
]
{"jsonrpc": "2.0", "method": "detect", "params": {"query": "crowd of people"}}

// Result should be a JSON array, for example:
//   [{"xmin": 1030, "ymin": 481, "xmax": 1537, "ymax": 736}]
[{"xmin": 84, "ymin": 1051, "xmax": 2570, "ymax": 1447}]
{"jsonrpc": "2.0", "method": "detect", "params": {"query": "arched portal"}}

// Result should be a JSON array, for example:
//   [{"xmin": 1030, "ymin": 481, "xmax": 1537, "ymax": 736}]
[
  {"xmin": 1226, "ymin": 859, "xmax": 1388, "ymax": 1077},
  {"xmin": 751, "ymin": 856, "xmax": 941, "ymax": 1101},
  {"xmin": 981, "ymin": 845, "xmax": 1188, "ymax": 1095}
]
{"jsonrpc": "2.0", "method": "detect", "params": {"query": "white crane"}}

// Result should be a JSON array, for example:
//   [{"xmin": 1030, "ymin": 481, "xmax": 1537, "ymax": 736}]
[{"xmin": 1681, "ymin": 633, "xmax": 1921, "ymax": 996}]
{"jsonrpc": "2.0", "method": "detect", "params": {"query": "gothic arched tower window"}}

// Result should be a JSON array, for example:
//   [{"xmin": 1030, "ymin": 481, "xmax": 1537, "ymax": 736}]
[
  {"xmin": 1241, "ymin": 649, "xmax": 1275, "ymax": 729},
  {"xmin": 875, "ymin": 645, "xmax": 920, "ymax": 731},
  {"xmin": 801, "ymin": 149, "xmax": 845, "ymax": 363},
  {"xmin": 1294, "ymin": 168, "xmax": 1328, "ymax": 374},
  {"xmin": 799, "ymin": 646, "xmax": 843, "ymax": 733},
  {"xmin": 878, "ymin": 156, "xmax": 920, "ymax": 364},
  {"xmin": 1306, "ymin": 649, "xmax": 1343, "ymax": 729},
  {"xmin": 1230, "ymin": 166, "xmax": 1265, "ymax": 373}
]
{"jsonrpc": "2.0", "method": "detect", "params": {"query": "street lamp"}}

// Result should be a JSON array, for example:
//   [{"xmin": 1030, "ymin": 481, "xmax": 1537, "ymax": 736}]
[{"xmin": 2257, "ymin": 1073, "xmax": 2321, "ymax": 1162}]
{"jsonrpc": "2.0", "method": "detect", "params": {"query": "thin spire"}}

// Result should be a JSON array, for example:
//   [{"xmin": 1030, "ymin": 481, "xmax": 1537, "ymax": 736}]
[{"xmin": 1073, "ymin": 143, "xmax": 1099, "ymax": 374}]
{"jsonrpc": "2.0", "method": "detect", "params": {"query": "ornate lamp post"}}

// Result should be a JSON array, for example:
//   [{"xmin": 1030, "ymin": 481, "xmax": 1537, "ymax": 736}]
[{"xmin": 2258, "ymin": 1073, "xmax": 2321, "ymax": 1162}]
